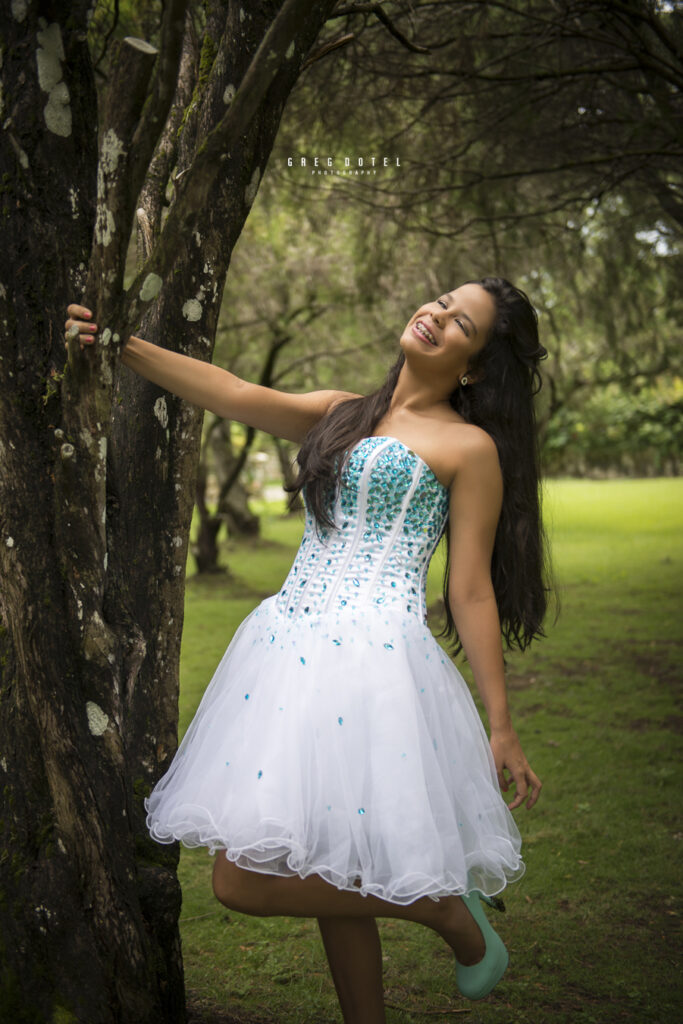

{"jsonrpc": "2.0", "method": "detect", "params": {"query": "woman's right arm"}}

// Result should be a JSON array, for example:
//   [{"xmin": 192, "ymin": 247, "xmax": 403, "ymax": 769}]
[{"xmin": 65, "ymin": 304, "xmax": 359, "ymax": 443}]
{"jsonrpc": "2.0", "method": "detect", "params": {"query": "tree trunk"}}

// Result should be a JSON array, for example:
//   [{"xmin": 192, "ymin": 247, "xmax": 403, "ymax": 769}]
[
  {"xmin": 0, "ymin": 1, "xmax": 337, "ymax": 1020},
  {"xmin": 210, "ymin": 422, "xmax": 260, "ymax": 539},
  {"xmin": 192, "ymin": 454, "xmax": 227, "ymax": 575},
  {"xmin": 222, "ymin": 482, "xmax": 261, "ymax": 538},
  {"xmin": 191, "ymin": 418, "xmax": 261, "ymax": 574}
]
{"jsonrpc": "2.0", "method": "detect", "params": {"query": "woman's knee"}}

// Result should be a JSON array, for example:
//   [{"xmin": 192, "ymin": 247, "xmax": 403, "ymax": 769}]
[{"xmin": 212, "ymin": 855, "xmax": 270, "ymax": 915}]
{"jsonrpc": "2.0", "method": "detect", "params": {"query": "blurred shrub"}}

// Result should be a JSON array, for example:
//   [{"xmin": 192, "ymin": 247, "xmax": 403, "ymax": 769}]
[{"xmin": 543, "ymin": 379, "xmax": 682, "ymax": 477}]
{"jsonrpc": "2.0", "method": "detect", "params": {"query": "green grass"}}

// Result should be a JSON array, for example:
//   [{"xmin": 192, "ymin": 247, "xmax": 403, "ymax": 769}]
[{"xmin": 177, "ymin": 479, "xmax": 682, "ymax": 1023}]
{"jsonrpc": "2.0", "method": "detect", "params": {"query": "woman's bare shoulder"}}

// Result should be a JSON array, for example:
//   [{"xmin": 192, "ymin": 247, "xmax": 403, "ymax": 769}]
[
  {"xmin": 449, "ymin": 420, "xmax": 498, "ymax": 453},
  {"xmin": 441, "ymin": 421, "xmax": 501, "ymax": 484}
]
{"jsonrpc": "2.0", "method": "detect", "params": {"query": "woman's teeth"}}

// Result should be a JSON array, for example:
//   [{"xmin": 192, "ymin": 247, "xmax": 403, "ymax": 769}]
[{"xmin": 415, "ymin": 322, "xmax": 436, "ymax": 345}]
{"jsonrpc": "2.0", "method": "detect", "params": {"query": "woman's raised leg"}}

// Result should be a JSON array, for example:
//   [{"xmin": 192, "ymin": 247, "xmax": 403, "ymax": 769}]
[
  {"xmin": 317, "ymin": 917, "xmax": 386, "ymax": 1024},
  {"xmin": 212, "ymin": 855, "xmax": 485, "ymax": 963}
]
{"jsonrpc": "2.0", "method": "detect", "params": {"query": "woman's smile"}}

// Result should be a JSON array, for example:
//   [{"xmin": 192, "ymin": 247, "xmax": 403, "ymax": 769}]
[{"xmin": 412, "ymin": 320, "xmax": 438, "ymax": 346}]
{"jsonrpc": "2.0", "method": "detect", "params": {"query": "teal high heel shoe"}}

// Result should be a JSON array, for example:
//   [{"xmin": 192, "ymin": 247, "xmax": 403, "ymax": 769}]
[{"xmin": 454, "ymin": 891, "xmax": 509, "ymax": 1000}]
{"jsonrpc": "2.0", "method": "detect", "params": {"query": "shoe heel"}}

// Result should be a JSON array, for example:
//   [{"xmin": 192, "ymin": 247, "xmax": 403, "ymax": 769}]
[
  {"xmin": 479, "ymin": 892, "xmax": 506, "ymax": 913},
  {"xmin": 455, "ymin": 891, "xmax": 509, "ymax": 1001}
]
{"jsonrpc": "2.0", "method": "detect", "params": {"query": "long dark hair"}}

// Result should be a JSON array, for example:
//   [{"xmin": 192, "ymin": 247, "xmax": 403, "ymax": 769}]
[{"xmin": 287, "ymin": 276, "xmax": 555, "ymax": 654}]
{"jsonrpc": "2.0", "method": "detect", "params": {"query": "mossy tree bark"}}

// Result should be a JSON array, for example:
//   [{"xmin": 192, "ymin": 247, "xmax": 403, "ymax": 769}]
[{"xmin": 0, "ymin": 1, "xmax": 337, "ymax": 1020}]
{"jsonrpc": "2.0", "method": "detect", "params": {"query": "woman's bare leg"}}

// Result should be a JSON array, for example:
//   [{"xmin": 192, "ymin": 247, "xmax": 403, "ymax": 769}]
[
  {"xmin": 212, "ymin": 856, "xmax": 485, "ymax": 963},
  {"xmin": 317, "ymin": 917, "xmax": 386, "ymax": 1024}
]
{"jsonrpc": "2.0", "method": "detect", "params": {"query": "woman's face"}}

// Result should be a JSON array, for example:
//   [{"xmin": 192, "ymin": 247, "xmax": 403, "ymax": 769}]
[{"xmin": 400, "ymin": 283, "xmax": 497, "ymax": 384}]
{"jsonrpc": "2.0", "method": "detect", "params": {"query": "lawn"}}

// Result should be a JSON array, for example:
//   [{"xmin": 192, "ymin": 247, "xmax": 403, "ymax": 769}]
[{"xmin": 176, "ymin": 478, "xmax": 682, "ymax": 1024}]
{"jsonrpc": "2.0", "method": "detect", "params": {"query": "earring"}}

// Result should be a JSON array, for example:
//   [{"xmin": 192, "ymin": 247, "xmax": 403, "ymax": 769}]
[{"xmin": 460, "ymin": 375, "xmax": 469, "ymax": 386}]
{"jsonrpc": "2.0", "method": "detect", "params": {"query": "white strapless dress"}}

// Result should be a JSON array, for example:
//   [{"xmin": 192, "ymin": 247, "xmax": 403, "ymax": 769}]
[{"xmin": 145, "ymin": 435, "xmax": 524, "ymax": 904}]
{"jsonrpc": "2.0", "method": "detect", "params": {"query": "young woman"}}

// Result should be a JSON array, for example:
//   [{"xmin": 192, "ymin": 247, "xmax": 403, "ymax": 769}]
[{"xmin": 65, "ymin": 277, "xmax": 549, "ymax": 1023}]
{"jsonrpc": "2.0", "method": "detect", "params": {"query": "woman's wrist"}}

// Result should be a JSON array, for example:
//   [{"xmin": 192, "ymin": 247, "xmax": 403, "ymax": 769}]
[
  {"xmin": 487, "ymin": 712, "xmax": 514, "ymax": 735},
  {"xmin": 120, "ymin": 334, "xmax": 140, "ymax": 363}
]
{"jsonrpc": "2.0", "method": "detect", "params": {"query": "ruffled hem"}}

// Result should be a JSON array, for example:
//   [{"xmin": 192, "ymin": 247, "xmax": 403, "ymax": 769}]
[{"xmin": 146, "ymin": 809, "xmax": 525, "ymax": 906}]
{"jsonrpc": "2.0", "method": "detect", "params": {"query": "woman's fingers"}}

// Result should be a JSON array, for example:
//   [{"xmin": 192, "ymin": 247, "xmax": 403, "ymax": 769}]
[
  {"xmin": 490, "ymin": 731, "xmax": 542, "ymax": 811},
  {"xmin": 507, "ymin": 775, "xmax": 528, "ymax": 810},
  {"xmin": 524, "ymin": 769, "xmax": 543, "ymax": 810},
  {"xmin": 64, "ymin": 304, "xmax": 97, "ymax": 348},
  {"xmin": 66, "ymin": 303, "xmax": 92, "ymax": 320},
  {"xmin": 508, "ymin": 764, "xmax": 542, "ymax": 810}
]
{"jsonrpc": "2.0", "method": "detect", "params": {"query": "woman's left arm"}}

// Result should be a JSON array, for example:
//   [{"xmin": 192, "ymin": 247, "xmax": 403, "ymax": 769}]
[{"xmin": 447, "ymin": 428, "xmax": 542, "ymax": 810}]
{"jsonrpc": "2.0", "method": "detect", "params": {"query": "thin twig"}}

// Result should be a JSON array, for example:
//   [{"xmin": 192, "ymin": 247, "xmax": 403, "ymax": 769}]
[{"xmin": 302, "ymin": 32, "xmax": 356, "ymax": 70}]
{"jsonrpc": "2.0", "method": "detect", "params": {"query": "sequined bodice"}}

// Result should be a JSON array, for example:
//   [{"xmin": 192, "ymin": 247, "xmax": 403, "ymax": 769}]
[{"xmin": 274, "ymin": 436, "xmax": 450, "ymax": 624}]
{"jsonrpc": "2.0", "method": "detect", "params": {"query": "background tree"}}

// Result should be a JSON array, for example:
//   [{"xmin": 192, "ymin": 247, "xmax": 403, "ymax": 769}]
[
  {"xmin": 253, "ymin": 0, "xmax": 682, "ymax": 477},
  {"xmin": 291, "ymin": 0, "xmax": 682, "ymax": 234},
  {"xmin": 190, "ymin": 193, "xmax": 392, "ymax": 570},
  {"xmin": 177, "ymin": 0, "xmax": 680, "ymax": 573}
]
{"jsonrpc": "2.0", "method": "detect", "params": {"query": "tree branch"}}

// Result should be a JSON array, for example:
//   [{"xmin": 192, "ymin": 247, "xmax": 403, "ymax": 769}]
[
  {"xmin": 302, "ymin": 32, "xmax": 356, "ymax": 70},
  {"xmin": 330, "ymin": 1, "xmax": 430, "ymax": 53},
  {"xmin": 129, "ymin": 0, "xmax": 189, "ymax": 194},
  {"xmin": 89, "ymin": 36, "xmax": 159, "ymax": 307},
  {"xmin": 136, "ymin": 10, "xmax": 198, "ymax": 269},
  {"xmin": 121, "ymin": 0, "xmax": 338, "ymax": 337}
]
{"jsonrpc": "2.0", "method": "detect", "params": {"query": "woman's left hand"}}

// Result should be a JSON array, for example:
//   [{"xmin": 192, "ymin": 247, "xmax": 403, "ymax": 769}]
[{"xmin": 489, "ymin": 725, "xmax": 542, "ymax": 810}]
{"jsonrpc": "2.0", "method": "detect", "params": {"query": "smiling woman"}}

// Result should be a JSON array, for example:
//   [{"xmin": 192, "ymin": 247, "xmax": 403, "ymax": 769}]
[
  {"xmin": 408, "ymin": 284, "xmax": 495, "ymax": 347},
  {"xmin": 295, "ymin": 276, "xmax": 551, "ymax": 656},
  {"xmin": 65, "ymin": 277, "xmax": 554, "ymax": 1023}
]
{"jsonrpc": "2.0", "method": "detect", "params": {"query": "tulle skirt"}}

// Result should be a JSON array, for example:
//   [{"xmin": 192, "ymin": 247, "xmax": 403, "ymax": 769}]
[{"xmin": 145, "ymin": 596, "xmax": 524, "ymax": 904}]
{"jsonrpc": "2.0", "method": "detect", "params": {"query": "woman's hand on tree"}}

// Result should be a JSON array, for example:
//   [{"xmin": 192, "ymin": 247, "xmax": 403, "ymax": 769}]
[
  {"xmin": 489, "ymin": 725, "xmax": 542, "ymax": 810},
  {"xmin": 64, "ymin": 304, "xmax": 97, "ymax": 350}
]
